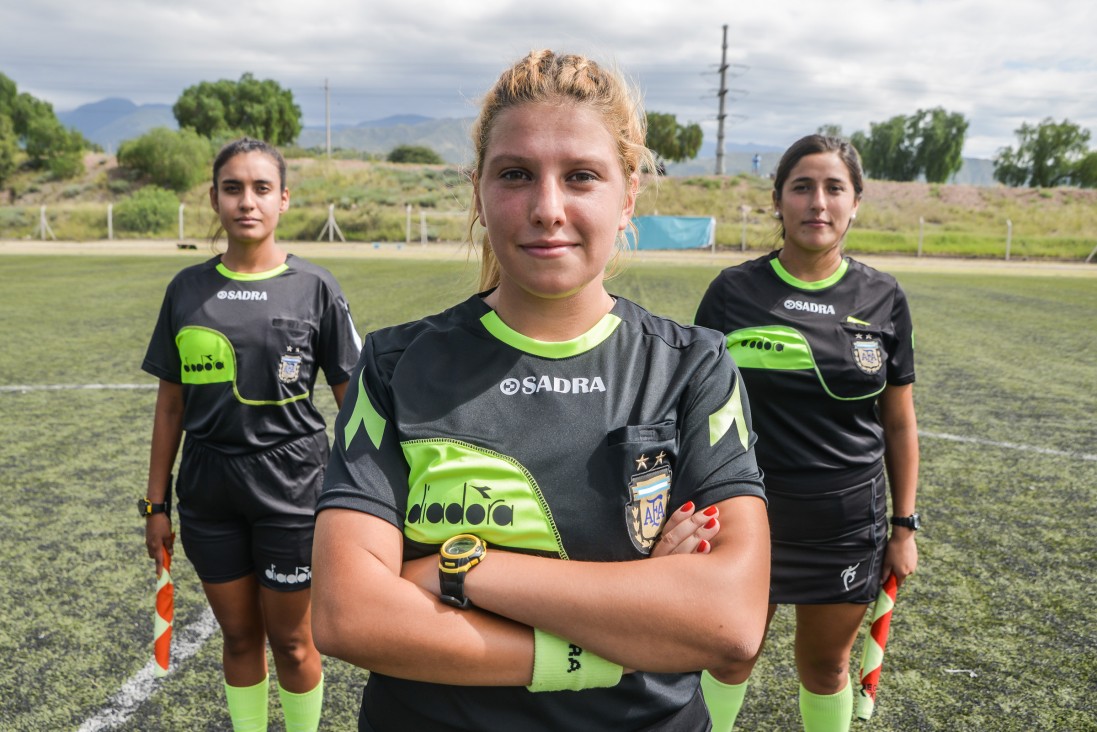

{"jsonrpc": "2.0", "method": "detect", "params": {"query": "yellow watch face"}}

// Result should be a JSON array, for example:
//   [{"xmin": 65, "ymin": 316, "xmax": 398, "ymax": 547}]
[{"xmin": 440, "ymin": 534, "xmax": 486, "ymax": 573}]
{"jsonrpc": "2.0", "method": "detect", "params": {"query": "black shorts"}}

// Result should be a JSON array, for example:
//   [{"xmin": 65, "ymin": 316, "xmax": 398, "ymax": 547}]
[
  {"xmin": 766, "ymin": 469, "xmax": 888, "ymax": 605},
  {"xmin": 176, "ymin": 431, "xmax": 329, "ymax": 591}
]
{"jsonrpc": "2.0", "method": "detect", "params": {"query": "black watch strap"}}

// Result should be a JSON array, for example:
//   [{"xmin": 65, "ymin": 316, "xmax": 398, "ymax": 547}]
[
  {"xmin": 890, "ymin": 513, "xmax": 920, "ymax": 530},
  {"xmin": 439, "ymin": 571, "xmax": 472, "ymax": 609}
]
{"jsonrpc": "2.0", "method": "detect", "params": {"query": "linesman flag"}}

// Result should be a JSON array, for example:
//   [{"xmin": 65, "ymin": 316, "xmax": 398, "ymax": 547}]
[
  {"xmin": 153, "ymin": 542, "xmax": 174, "ymax": 677},
  {"xmin": 856, "ymin": 573, "xmax": 898, "ymax": 720}
]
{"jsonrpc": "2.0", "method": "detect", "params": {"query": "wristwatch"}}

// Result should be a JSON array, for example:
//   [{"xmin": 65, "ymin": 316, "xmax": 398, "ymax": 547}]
[
  {"xmin": 890, "ymin": 513, "xmax": 921, "ymax": 531},
  {"xmin": 438, "ymin": 534, "xmax": 487, "ymax": 609},
  {"xmin": 138, "ymin": 496, "xmax": 171, "ymax": 518}
]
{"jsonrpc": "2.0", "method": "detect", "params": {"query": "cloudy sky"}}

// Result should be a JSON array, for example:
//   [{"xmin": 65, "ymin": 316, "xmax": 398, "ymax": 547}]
[{"xmin": 2, "ymin": 0, "xmax": 1094, "ymax": 159}]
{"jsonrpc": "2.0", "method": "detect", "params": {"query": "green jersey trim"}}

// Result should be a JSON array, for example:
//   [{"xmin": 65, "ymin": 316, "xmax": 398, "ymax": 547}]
[
  {"xmin": 727, "ymin": 325, "xmax": 885, "ymax": 402},
  {"xmin": 480, "ymin": 310, "xmax": 622, "ymax": 358},
  {"xmin": 343, "ymin": 369, "xmax": 387, "ymax": 450},
  {"xmin": 709, "ymin": 361, "xmax": 750, "ymax": 450},
  {"xmin": 401, "ymin": 438, "xmax": 568, "ymax": 557},
  {"xmin": 216, "ymin": 261, "xmax": 289, "ymax": 281},
  {"xmin": 770, "ymin": 256, "xmax": 849, "ymax": 290},
  {"xmin": 176, "ymin": 325, "xmax": 310, "ymax": 406}
]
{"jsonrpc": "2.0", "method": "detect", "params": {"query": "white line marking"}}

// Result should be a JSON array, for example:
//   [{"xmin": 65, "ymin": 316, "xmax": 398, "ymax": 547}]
[
  {"xmin": 919, "ymin": 430, "xmax": 1097, "ymax": 462},
  {"xmin": 77, "ymin": 607, "xmax": 219, "ymax": 732},
  {"xmin": 0, "ymin": 383, "xmax": 157, "ymax": 393}
]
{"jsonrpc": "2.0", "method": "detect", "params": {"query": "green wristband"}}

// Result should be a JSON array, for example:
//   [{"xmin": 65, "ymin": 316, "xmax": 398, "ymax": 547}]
[{"xmin": 526, "ymin": 628, "xmax": 624, "ymax": 693}]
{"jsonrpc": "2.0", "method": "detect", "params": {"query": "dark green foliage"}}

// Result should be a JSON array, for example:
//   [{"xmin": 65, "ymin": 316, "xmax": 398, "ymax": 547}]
[
  {"xmin": 387, "ymin": 144, "xmax": 444, "ymax": 164},
  {"xmin": 852, "ymin": 108, "xmax": 968, "ymax": 183},
  {"xmin": 646, "ymin": 112, "xmax": 703, "ymax": 166},
  {"xmin": 113, "ymin": 186, "xmax": 179, "ymax": 234},
  {"xmin": 994, "ymin": 118, "xmax": 1092, "ymax": 187},
  {"xmin": 117, "ymin": 127, "xmax": 213, "ymax": 192},
  {"xmin": 0, "ymin": 71, "xmax": 88, "ymax": 182},
  {"xmin": 173, "ymin": 72, "xmax": 302, "ymax": 146}
]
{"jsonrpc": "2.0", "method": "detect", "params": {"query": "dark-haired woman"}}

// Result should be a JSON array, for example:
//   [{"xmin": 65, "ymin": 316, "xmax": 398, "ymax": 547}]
[
  {"xmin": 695, "ymin": 134, "xmax": 920, "ymax": 732},
  {"xmin": 141, "ymin": 138, "xmax": 361, "ymax": 732}
]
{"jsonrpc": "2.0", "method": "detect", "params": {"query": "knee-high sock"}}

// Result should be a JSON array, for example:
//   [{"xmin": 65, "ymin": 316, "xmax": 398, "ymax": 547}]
[
  {"xmin": 799, "ymin": 681, "xmax": 852, "ymax": 732},
  {"xmin": 278, "ymin": 674, "xmax": 324, "ymax": 732},
  {"xmin": 224, "ymin": 676, "xmax": 268, "ymax": 732},
  {"xmin": 701, "ymin": 670, "xmax": 749, "ymax": 732}
]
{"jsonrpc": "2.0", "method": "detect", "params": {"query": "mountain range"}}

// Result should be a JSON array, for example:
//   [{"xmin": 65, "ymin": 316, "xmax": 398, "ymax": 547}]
[{"xmin": 57, "ymin": 98, "xmax": 996, "ymax": 185}]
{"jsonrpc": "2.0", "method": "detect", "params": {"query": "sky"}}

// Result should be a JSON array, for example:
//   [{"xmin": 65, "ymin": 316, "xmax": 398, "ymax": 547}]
[{"xmin": 2, "ymin": 0, "xmax": 1095, "ymax": 159}]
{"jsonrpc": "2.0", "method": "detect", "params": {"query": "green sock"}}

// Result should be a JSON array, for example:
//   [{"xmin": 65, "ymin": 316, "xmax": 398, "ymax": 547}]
[
  {"xmin": 224, "ymin": 676, "xmax": 269, "ymax": 732},
  {"xmin": 279, "ymin": 674, "xmax": 324, "ymax": 732},
  {"xmin": 701, "ymin": 670, "xmax": 749, "ymax": 732},
  {"xmin": 799, "ymin": 681, "xmax": 852, "ymax": 732}
]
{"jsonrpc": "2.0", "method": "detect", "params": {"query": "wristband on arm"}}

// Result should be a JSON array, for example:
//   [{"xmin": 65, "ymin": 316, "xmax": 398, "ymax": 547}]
[{"xmin": 526, "ymin": 628, "xmax": 623, "ymax": 693}]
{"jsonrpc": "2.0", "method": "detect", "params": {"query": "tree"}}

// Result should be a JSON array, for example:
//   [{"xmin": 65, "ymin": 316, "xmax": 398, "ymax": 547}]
[
  {"xmin": 994, "ymin": 118, "xmax": 1092, "ymax": 188},
  {"xmin": 816, "ymin": 124, "xmax": 844, "ymax": 139},
  {"xmin": 851, "ymin": 108, "xmax": 968, "ymax": 183},
  {"xmin": 645, "ymin": 112, "xmax": 703, "ymax": 169},
  {"xmin": 910, "ymin": 107, "xmax": 968, "ymax": 183},
  {"xmin": 0, "ymin": 72, "xmax": 88, "ymax": 180},
  {"xmin": 114, "ymin": 186, "xmax": 179, "ymax": 234},
  {"xmin": 387, "ymin": 144, "xmax": 443, "ymax": 164},
  {"xmin": 851, "ymin": 115, "xmax": 919, "ymax": 181},
  {"xmin": 117, "ymin": 127, "xmax": 213, "ymax": 192},
  {"xmin": 1073, "ymin": 151, "xmax": 1097, "ymax": 189},
  {"xmin": 174, "ymin": 73, "xmax": 302, "ymax": 146}
]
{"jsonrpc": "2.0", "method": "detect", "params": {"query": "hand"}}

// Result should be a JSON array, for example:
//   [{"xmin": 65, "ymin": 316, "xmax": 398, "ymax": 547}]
[
  {"xmin": 650, "ymin": 501, "xmax": 720, "ymax": 557},
  {"xmin": 144, "ymin": 514, "xmax": 174, "ymax": 578},
  {"xmin": 881, "ymin": 529, "xmax": 918, "ymax": 587}
]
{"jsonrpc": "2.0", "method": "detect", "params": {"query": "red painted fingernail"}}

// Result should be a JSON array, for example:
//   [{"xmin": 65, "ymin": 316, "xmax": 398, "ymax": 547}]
[
  {"xmin": 696, "ymin": 540, "xmax": 710, "ymax": 553},
  {"xmin": 702, "ymin": 506, "xmax": 718, "ymax": 517},
  {"xmin": 679, "ymin": 501, "xmax": 695, "ymax": 513},
  {"xmin": 704, "ymin": 518, "xmax": 717, "ymax": 529}
]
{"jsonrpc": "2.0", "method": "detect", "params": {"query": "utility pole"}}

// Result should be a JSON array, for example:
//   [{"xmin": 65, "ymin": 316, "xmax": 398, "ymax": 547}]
[
  {"xmin": 324, "ymin": 79, "xmax": 332, "ymax": 159},
  {"xmin": 715, "ymin": 24, "xmax": 729, "ymax": 176}
]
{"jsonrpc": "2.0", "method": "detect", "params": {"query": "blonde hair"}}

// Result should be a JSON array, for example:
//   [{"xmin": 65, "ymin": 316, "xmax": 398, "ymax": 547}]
[{"xmin": 469, "ymin": 50, "xmax": 655, "ymax": 292}]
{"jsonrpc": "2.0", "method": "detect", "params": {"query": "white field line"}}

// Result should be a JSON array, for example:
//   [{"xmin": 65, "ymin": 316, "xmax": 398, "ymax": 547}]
[
  {"xmin": 0, "ymin": 383, "xmax": 156, "ymax": 393},
  {"xmin": 77, "ymin": 606, "xmax": 218, "ymax": 732},
  {"xmin": 919, "ymin": 430, "xmax": 1097, "ymax": 462}
]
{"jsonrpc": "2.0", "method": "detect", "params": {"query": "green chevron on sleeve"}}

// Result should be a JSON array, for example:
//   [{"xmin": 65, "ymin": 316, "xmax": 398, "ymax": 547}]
[
  {"xmin": 401, "ymin": 439, "xmax": 567, "ymax": 557},
  {"xmin": 343, "ymin": 370, "xmax": 387, "ymax": 450},
  {"xmin": 709, "ymin": 364, "xmax": 749, "ymax": 450}
]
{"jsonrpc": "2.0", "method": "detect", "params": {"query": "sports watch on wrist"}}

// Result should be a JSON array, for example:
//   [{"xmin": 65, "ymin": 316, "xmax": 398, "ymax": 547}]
[
  {"xmin": 438, "ymin": 534, "xmax": 487, "ymax": 609},
  {"xmin": 138, "ymin": 496, "xmax": 171, "ymax": 518},
  {"xmin": 890, "ymin": 512, "xmax": 921, "ymax": 531}
]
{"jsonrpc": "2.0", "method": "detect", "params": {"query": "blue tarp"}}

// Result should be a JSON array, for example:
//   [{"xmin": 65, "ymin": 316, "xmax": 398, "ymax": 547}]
[{"xmin": 626, "ymin": 215, "xmax": 716, "ymax": 250}]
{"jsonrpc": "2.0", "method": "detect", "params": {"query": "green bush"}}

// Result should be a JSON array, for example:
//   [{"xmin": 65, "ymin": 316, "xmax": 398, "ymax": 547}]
[
  {"xmin": 114, "ymin": 186, "xmax": 178, "ymax": 235},
  {"xmin": 387, "ymin": 145, "xmax": 444, "ymax": 165},
  {"xmin": 117, "ymin": 128, "xmax": 212, "ymax": 193}
]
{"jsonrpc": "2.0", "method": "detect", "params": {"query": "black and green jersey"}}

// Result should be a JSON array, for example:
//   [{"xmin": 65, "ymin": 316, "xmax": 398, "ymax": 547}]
[
  {"xmin": 319, "ymin": 294, "xmax": 764, "ymax": 731},
  {"xmin": 142, "ymin": 255, "xmax": 361, "ymax": 454},
  {"xmin": 695, "ymin": 251, "xmax": 915, "ymax": 488}
]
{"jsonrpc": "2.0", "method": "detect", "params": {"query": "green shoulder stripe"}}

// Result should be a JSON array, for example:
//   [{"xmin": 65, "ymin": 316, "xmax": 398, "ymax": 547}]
[{"xmin": 726, "ymin": 326, "xmax": 884, "ymax": 401}]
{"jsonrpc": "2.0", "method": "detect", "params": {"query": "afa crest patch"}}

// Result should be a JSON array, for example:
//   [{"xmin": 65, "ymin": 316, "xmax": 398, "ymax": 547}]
[
  {"xmin": 278, "ymin": 350, "xmax": 303, "ymax": 383},
  {"xmin": 625, "ymin": 464, "xmax": 672, "ymax": 554},
  {"xmin": 852, "ymin": 337, "xmax": 883, "ymax": 375}
]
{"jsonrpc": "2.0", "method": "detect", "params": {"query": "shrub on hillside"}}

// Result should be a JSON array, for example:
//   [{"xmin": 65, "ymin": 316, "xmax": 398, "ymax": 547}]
[
  {"xmin": 117, "ymin": 128, "xmax": 212, "ymax": 193},
  {"xmin": 114, "ymin": 186, "xmax": 178, "ymax": 235},
  {"xmin": 387, "ymin": 145, "xmax": 444, "ymax": 165}
]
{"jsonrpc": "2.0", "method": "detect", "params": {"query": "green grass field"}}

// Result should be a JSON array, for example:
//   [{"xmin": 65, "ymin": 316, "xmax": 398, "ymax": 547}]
[{"xmin": 1, "ymin": 253, "xmax": 1094, "ymax": 731}]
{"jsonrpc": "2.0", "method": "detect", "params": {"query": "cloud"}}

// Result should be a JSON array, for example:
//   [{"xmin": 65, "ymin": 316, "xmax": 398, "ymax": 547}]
[{"xmin": 2, "ymin": 0, "xmax": 1095, "ymax": 158}]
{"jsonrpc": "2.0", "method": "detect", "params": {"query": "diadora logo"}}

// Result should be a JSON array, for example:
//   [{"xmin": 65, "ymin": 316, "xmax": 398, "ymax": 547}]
[
  {"xmin": 841, "ymin": 563, "xmax": 860, "ymax": 591},
  {"xmin": 217, "ymin": 290, "xmax": 268, "ymax": 301},
  {"xmin": 406, "ymin": 482, "xmax": 515, "ymax": 527},
  {"xmin": 182, "ymin": 354, "xmax": 225, "ymax": 374},
  {"xmin": 265, "ymin": 563, "xmax": 311, "ymax": 585},
  {"xmin": 783, "ymin": 298, "xmax": 835, "ymax": 315},
  {"xmin": 499, "ymin": 375, "xmax": 607, "ymax": 396}
]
